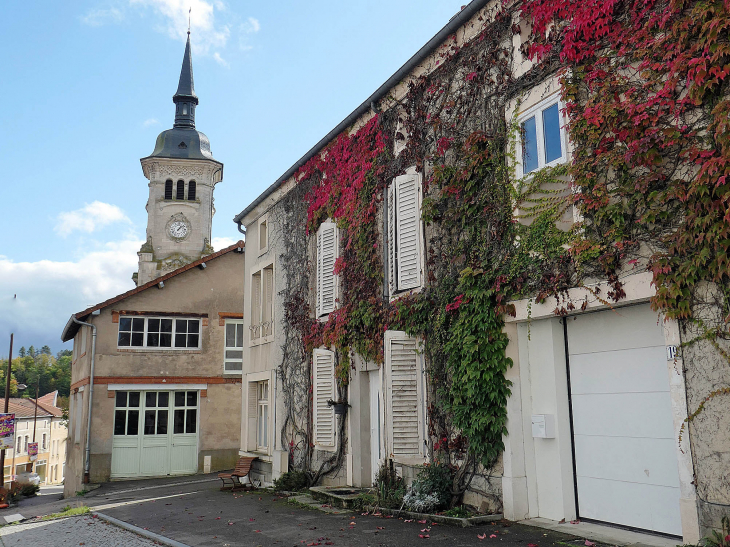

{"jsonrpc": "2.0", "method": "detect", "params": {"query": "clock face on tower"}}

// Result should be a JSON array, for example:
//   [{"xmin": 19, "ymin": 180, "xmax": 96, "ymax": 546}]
[
  {"xmin": 169, "ymin": 221, "xmax": 189, "ymax": 239},
  {"xmin": 166, "ymin": 214, "xmax": 191, "ymax": 241}
]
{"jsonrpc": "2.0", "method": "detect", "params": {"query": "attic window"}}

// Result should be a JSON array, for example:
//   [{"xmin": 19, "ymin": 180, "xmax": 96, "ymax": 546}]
[{"xmin": 178, "ymin": 141, "xmax": 188, "ymax": 149}]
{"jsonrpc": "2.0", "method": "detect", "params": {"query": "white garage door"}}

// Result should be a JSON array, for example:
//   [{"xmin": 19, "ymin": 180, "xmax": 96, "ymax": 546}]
[{"xmin": 566, "ymin": 304, "xmax": 682, "ymax": 536}]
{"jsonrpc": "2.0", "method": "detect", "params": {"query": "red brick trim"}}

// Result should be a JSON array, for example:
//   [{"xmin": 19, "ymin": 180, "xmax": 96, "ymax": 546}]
[{"xmin": 218, "ymin": 312, "xmax": 244, "ymax": 326}]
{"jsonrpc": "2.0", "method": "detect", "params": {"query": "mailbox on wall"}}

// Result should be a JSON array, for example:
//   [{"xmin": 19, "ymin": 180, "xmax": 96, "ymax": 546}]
[{"xmin": 531, "ymin": 414, "xmax": 555, "ymax": 438}]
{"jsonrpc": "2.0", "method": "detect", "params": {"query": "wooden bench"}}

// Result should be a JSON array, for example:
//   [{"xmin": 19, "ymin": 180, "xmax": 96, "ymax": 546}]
[{"xmin": 218, "ymin": 456, "xmax": 258, "ymax": 491}]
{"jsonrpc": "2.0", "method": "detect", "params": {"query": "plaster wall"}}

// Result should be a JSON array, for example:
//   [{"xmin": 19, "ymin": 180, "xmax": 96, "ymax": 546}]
[{"xmin": 64, "ymin": 249, "xmax": 244, "ymax": 497}]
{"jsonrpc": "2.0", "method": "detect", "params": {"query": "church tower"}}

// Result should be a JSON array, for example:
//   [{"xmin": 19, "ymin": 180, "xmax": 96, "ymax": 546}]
[{"xmin": 136, "ymin": 33, "xmax": 224, "ymax": 286}]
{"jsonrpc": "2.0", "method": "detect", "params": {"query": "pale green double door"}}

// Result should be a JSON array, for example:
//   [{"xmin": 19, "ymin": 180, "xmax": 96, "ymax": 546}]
[{"xmin": 111, "ymin": 390, "xmax": 199, "ymax": 478}]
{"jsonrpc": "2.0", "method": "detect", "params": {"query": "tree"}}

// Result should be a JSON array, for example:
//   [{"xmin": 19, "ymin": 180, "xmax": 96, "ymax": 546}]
[
  {"xmin": 27, "ymin": 346, "xmax": 35, "ymax": 359},
  {"xmin": 18, "ymin": 347, "xmax": 26, "ymax": 358},
  {"xmin": 40, "ymin": 346, "xmax": 51, "ymax": 356}
]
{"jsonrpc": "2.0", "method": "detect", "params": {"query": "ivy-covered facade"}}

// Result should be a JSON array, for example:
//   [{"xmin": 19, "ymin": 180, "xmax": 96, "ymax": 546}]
[{"xmin": 233, "ymin": 0, "xmax": 730, "ymax": 540}]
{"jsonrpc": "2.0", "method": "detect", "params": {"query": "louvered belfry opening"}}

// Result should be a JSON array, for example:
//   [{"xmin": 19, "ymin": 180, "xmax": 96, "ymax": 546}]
[
  {"xmin": 164, "ymin": 180, "xmax": 173, "ymax": 200},
  {"xmin": 176, "ymin": 180, "xmax": 185, "ymax": 200},
  {"xmin": 188, "ymin": 180, "xmax": 196, "ymax": 201}
]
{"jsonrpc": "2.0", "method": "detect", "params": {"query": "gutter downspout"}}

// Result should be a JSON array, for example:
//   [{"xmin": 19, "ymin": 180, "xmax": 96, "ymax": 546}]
[
  {"xmin": 237, "ymin": 221, "xmax": 246, "ymax": 235},
  {"xmin": 72, "ymin": 315, "xmax": 97, "ymax": 484}
]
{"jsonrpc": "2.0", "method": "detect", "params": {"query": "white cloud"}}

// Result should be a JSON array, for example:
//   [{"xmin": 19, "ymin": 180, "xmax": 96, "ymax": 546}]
[
  {"xmin": 211, "ymin": 236, "xmax": 237, "ymax": 250},
  {"xmin": 129, "ymin": 0, "xmax": 230, "ymax": 55},
  {"xmin": 81, "ymin": 6, "xmax": 124, "ymax": 27},
  {"xmin": 243, "ymin": 17, "xmax": 259, "ymax": 33},
  {"xmin": 56, "ymin": 201, "xmax": 132, "ymax": 237},
  {"xmin": 143, "ymin": 118, "xmax": 159, "ymax": 127},
  {"xmin": 0, "ymin": 238, "xmax": 142, "ymax": 350},
  {"xmin": 212, "ymin": 52, "xmax": 229, "ymax": 68}
]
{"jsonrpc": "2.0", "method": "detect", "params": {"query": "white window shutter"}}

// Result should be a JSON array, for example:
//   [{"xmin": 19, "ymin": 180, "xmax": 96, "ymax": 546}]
[
  {"xmin": 317, "ymin": 222, "xmax": 338, "ymax": 317},
  {"xmin": 387, "ymin": 185, "xmax": 396, "ymax": 296},
  {"xmin": 394, "ymin": 173, "xmax": 422, "ymax": 291},
  {"xmin": 385, "ymin": 334, "xmax": 423, "ymax": 457},
  {"xmin": 312, "ymin": 349, "xmax": 335, "ymax": 447},
  {"xmin": 247, "ymin": 381, "xmax": 258, "ymax": 450}
]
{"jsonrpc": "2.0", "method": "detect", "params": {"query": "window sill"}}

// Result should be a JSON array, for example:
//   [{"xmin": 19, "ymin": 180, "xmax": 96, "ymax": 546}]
[
  {"xmin": 239, "ymin": 450, "xmax": 271, "ymax": 462},
  {"xmin": 389, "ymin": 286, "xmax": 423, "ymax": 303}
]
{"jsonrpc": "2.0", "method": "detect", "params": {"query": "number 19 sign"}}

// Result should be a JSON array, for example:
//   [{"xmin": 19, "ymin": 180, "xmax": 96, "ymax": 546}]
[{"xmin": 0, "ymin": 414, "xmax": 15, "ymax": 450}]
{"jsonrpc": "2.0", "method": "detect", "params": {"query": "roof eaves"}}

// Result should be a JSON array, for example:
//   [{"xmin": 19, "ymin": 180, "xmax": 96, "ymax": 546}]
[{"xmin": 232, "ymin": 0, "xmax": 491, "ymax": 225}]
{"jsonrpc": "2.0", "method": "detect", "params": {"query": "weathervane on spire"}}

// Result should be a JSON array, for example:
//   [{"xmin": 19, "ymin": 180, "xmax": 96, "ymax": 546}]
[{"xmin": 188, "ymin": 7, "xmax": 191, "ymax": 35}]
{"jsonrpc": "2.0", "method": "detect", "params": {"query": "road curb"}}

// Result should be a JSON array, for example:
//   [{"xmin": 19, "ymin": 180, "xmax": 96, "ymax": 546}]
[{"xmin": 95, "ymin": 511, "xmax": 191, "ymax": 547}]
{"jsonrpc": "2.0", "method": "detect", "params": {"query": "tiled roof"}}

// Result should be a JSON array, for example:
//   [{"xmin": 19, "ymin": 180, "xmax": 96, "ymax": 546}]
[
  {"xmin": 61, "ymin": 240, "xmax": 244, "ymax": 342},
  {"xmin": 5, "ymin": 398, "xmax": 55, "ymax": 419}
]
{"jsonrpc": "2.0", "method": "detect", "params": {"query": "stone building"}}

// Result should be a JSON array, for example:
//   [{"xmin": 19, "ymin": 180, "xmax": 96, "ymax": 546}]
[
  {"xmin": 60, "ymin": 35, "xmax": 244, "ymax": 497},
  {"xmin": 230, "ymin": 0, "xmax": 728, "ymax": 543}
]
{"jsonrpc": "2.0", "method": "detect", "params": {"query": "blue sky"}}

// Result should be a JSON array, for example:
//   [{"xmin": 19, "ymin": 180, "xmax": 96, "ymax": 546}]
[{"xmin": 0, "ymin": 0, "xmax": 467, "ymax": 353}]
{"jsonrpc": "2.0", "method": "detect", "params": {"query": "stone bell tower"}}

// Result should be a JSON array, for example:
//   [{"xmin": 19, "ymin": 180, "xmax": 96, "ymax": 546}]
[{"xmin": 136, "ymin": 32, "xmax": 224, "ymax": 286}]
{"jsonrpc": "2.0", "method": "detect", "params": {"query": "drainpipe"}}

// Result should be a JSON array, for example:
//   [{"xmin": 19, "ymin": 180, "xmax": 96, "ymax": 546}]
[
  {"xmin": 237, "ymin": 220, "xmax": 246, "ymax": 235},
  {"xmin": 72, "ymin": 314, "xmax": 98, "ymax": 484}
]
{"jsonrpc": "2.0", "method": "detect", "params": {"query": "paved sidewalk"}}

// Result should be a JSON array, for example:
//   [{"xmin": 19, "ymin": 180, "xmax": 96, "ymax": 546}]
[{"xmin": 0, "ymin": 514, "xmax": 159, "ymax": 547}]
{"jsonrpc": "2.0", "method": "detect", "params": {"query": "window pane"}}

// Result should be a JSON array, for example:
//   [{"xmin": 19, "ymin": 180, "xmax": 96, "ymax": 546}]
[
  {"xmin": 148, "ymin": 319, "xmax": 160, "ymax": 332},
  {"xmin": 225, "ymin": 350, "xmax": 243, "ymax": 360},
  {"xmin": 118, "ymin": 332, "xmax": 131, "ymax": 346},
  {"xmin": 132, "ymin": 318, "xmax": 145, "ymax": 332},
  {"xmin": 115, "ymin": 391, "xmax": 127, "ymax": 408},
  {"xmin": 226, "ymin": 323, "xmax": 235, "ymax": 346},
  {"xmin": 146, "ymin": 392, "xmax": 157, "ymax": 407},
  {"xmin": 187, "ymin": 334, "xmax": 199, "ymax": 348},
  {"xmin": 157, "ymin": 410, "xmax": 168, "ymax": 434},
  {"xmin": 175, "ymin": 320, "xmax": 188, "ymax": 334},
  {"xmin": 144, "ymin": 410, "xmax": 156, "ymax": 434},
  {"xmin": 522, "ymin": 116, "xmax": 539, "ymax": 173},
  {"xmin": 131, "ymin": 333, "xmax": 144, "ymax": 346},
  {"xmin": 160, "ymin": 333, "xmax": 172, "ymax": 347},
  {"xmin": 186, "ymin": 409, "xmax": 197, "ymax": 433},
  {"xmin": 175, "ymin": 334, "xmax": 186, "ymax": 347},
  {"xmin": 174, "ymin": 410, "xmax": 185, "ymax": 434},
  {"xmin": 187, "ymin": 321, "xmax": 199, "ymax": 334},
  {"xmin": 119, "ymin": 318, "xmax": 132, "ymax": 331},
  {"xmin": 158, "ymin": 392, "xmax": 169, "ymax": 407},
  {"xmin": 225, "ymin": 362, "xmax": 243, "ymax": 371},
  {"xmin": 127, "ymin": 410, "xmax": 139, "ymax": 435},
  {"xmin": 128, "ymin": 392, "xmax": 140, "ymax": 407},
  {"xmin": 161, "ymin": 319, "xmax": 173, "ymax": 333},
  {"xmin": 175, "ymin": 392, "xmax": 185, "ymax": 407},
  {"xmin": 542, "ymin": 103, "xmax": 563, "ymax": 163},
  {"xmin": 236, "ymin": 324, "xmax": 244, "ymax": 346},
  {"xmin": 147, "ymin": 333, "xmax": 159, "ymax": 347},
  {"xmin": 187, "ymin": 391, "xmax": 197, "ymax": 406},
  {"xmin": 114, "ymin": 410, "xmax": 126, "ymax": 435}
]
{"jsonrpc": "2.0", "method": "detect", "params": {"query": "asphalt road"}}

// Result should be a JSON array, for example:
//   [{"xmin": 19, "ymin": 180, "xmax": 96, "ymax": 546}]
[{"xmin": 94, "ymin": 478, "xmax": 596, "ymax": 547}]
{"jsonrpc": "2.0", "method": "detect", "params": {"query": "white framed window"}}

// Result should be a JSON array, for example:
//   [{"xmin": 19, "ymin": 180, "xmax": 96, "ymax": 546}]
[
  {"xmin": 516, "ymin": 95, "xmax": 567, "ymax": 177},
  {"xmin": 42, "ymin": 433, "xmax": 47, "ymax": 451},
  {"xmin": 316, "ymin": 221, "xmax": 339, "ymax": 318},
  {"xmin": 257, "ymin": 381, "xmax": 269, "ymax": 450},
  {"xmin": 384, "ymin": 331, "xmax": 426, "ymax": 460},
  {"xmin": 387, "ymin": 170, "xmax": 424, "ymax": 296},
  {"xmin": 312, "ymin": 348, "xmax": 335, "ymax": 449},
  {"xmin": 245, "ymin": 371, "xmax": 274, "ymax": 454},
  {"xmin": 250, "ymin": 264, "xmax": 274, "ymax": 343},
  {"xmin": 16, "ymin": 436, "xmax": 21, "ymax": 453},
  {"xmin": 258, "ymin": 215, "xmax": 269, "ymax": 255},
  {"xmin": 117, "ymin": 316, "xmax": 201, "ymax": 350},
  {"xmin": 224, "ymin": 320, "xmax": 244, "ymax": 373},
  {"xmin": 113, "ymin": 391, "xmax": 141, "ymax": 436}
]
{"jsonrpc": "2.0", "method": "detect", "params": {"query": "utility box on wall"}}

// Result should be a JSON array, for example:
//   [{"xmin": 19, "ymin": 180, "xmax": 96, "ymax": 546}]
[{"xmin": 531, "ymin": 414, "xmax": 555, "ymax": 438}]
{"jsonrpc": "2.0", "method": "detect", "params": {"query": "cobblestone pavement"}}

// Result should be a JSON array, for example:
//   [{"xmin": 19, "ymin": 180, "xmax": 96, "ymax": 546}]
[{"xmin": 0, "ymin": 514, "xmax": 159, "ymax": 547}]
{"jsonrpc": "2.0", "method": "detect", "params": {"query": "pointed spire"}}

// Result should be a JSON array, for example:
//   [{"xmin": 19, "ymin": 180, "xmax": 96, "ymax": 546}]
[{"xmin": 173, "ymin": 33, "xmax": 198, "ymax": 129}]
